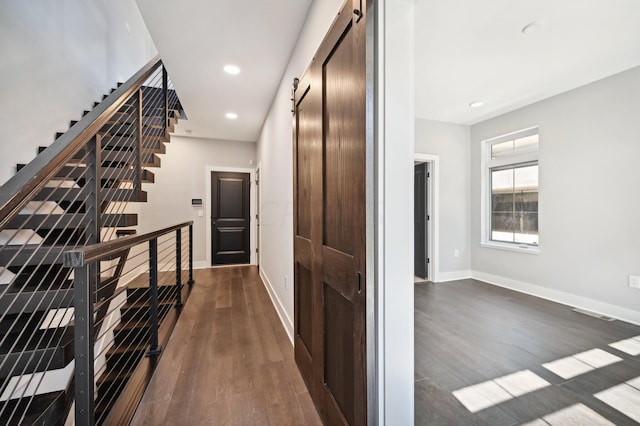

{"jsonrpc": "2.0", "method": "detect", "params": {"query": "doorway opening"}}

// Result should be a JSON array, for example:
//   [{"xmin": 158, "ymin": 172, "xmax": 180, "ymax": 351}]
[
  {"xmin": 414, "ymin": 154, "xmax": 439, "ymax": 283},
  {"xmin": 414, "ymin": 162, "xmax": 429, "ymax": 281},
  {"xmin": 255, "ymin": 165, "xmax": 260, "ymax": 268},
  {"xmin": 205, "ymin": 166, "xmax": 256, "ymax": 266}
]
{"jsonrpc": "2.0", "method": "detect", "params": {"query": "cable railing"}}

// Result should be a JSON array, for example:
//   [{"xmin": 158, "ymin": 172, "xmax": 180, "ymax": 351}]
[
  {"xmin": 0, "ymin": 56, "xmax": 185, "ymax": 424},
  {"xmin": 64, "ymin": 221, "xmax": 194, "ymax": 425}
]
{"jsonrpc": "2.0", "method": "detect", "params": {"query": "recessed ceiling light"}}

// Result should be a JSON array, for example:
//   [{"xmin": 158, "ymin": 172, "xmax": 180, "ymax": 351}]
[
  {"xmin": 223, "ymin": 64, "xmax": 240, "ymax": 75},
  {"xmin": 469, "ymin": 101, "xmax": 484, "ymax": 108},
  {"xmin": 225, "ymin": 112, "xmax": 238, "ymax": 119},
  {"xmin": 522, "ymin": 21, "xmax": 544, "ymax": 34}
]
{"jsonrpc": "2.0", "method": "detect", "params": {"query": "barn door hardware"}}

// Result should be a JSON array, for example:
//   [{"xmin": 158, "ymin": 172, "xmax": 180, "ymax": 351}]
[
  {"xmin": 291, "ymin": 77, "xmax": 300, "ymax": 115},
  {"xmin": 353, "ymin": 0, "xmax": 363, "ymax": 23}
]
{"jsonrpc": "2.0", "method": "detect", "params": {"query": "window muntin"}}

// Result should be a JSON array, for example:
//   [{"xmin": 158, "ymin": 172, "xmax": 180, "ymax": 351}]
[
  {"xmin": 491, "ymin": 134, "xmax": 538, "ymax": 159},
  {"xmin": 483, "ymin": 128, "xmax": 539, "ymax": 249}
]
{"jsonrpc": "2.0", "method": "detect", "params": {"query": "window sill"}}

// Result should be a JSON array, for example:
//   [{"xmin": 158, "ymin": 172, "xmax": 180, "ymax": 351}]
[{"xmin": 480, "ymin": 241, "xmax": 540, "ymax": 255}]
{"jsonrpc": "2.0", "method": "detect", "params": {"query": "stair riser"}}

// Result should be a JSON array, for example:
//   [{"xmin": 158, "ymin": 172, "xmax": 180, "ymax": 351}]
[
  {"xmin": 5, "ymin": 214, "xmax": 138, "ymax": 230},
  {"xmin": 53, "ymin": 166, "xmax": 155, "ymax": 183},
  {"xmin": 119, "ymin": 304, "xmax": 173, "ymax": 323},
  {"xmin": 105, "ymin": 349, "xmax": 145, "ymax": 371},
  {"xmin": 0, "ymin": 345, "xmax": 71, "ymax": 379},
  {"xmin": 114, "ymin": 327, "xmax": 150, "ymax": 346},
  {"xmin": 99, "ymin": 123, "xmax": 165, "ymax": 138},
  {"xmin": 0, "ymin": 291, "xmax": 73, "ymax": 315},
  {"xmin": 109, "ymin": 113, "xmax": 165, "ymax": 128},
  {"xmin": 33, "ymin": 188, "xmax": 147, "ymax": 203}
]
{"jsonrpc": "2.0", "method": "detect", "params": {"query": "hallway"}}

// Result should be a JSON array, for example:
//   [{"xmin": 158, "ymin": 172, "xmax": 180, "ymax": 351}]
[{"xmin": 130, "ymin": 266, "xmax": 321, "ymax": 425}]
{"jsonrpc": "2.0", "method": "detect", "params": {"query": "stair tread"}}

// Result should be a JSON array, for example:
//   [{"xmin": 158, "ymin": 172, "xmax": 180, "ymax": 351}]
[
  {"xmin": 123, "ymin": 299, "xmax": 174, "ymax": 310},
  {"xmin": 0, "ymin": 390, "xmax": 66, "ymax": 426}
]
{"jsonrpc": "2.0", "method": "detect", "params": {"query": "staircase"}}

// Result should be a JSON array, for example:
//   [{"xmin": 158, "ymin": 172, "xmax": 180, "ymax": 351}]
[{"xmin": 0, "ymin": 57, "xmax": 186, "ymax": 425}]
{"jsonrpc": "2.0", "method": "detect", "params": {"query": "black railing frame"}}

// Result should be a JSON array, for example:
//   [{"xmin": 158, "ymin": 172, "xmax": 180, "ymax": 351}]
[
  {"xmin": 0, "ymin": 54, "xmax": 183, "ymax": 425},
  {"xmin": 0, "ymin": 56, "xmax": 167, "ymax": 230},
  {"xmin": 63, "ymin": 221, "xmax": 194, "ymax": 423}
]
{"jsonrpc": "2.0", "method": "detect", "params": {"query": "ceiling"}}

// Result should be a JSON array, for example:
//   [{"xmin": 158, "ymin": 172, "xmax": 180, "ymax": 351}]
[
  {"xmin": 135, "ymin": 0, "xmax": 640, "ymax": 142},
  {"xmin": 415, "ymin": 0, "xmax": 640, "ymax": 124},
  {"xmin": 135, "ymin": 0, "xmax": 312, "ymax": 142}
]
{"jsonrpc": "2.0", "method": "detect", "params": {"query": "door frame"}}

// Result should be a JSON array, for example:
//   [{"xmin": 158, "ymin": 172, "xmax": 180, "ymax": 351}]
[
  {"xmin": 205, "ymin": 166, "xmax": 256, "ymax": 266},
  {"xmin": 255, "ymin": 162, "xmax": 261, "ymax": 269},
  {"xmin": 414, "ymin": 153, "xmax": 439, "ymax": 282}
]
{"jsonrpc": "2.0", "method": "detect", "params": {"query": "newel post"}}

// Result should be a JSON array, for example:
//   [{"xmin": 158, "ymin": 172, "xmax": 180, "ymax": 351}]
[
  {"xmin": 175, "ymin": 228, "xmax": 183, "ymax": 308},
  {"xmin": 188, "ymin": 224, "xmax": 194, "ymax": 285},
  {"xmin": 64, "ymin": 251, "xmax": 95, "ymax": 425},
  {"xmin": 146, "ymin": 238, "xmax": 161, "ymax": 357}
]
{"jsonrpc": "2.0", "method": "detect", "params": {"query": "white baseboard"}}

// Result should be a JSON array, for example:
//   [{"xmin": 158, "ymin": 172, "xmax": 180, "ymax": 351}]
[
  {"xmin": 259, "ymin": 268, "xmax": 294, "ymax": 344},
  {"xmin": 472, "ymin": 270, "xmax": 640, "ymax": 326},
  {"xmin": 193, "ymin": 261, "xmax": 208, "ymax": 270},
  {"xmin": 436, "ymin": 270, "xmax": 472, "ymax": 283}
]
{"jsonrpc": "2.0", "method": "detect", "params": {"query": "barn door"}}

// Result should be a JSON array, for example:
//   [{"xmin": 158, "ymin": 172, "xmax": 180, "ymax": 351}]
[{"xmin": 293, "ymin": 1, "xmax": 367, "ymax": 424}]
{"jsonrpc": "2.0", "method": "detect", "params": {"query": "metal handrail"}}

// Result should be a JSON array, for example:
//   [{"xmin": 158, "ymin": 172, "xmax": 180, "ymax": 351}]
[
  {"xmin": 0, "ymin": 56, "xmax": 163, "ymax": 230},
  {"xmin": 63, "ymin": 221, "xmax": 194, "ymax": 425},
  {"xmin": 63, "ymin": 221, "xmax": 193, "ymax": 267}
]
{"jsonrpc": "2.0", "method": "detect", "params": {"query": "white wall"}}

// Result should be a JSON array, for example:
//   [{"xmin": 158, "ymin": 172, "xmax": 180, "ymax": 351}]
[
  {"xmin": 0, "ymin": 0, "xmax": 157, "ymax": 185},
  {"xmin": 379, "ymin": 0, "xmax": 416, "ymax": 423},
  {"xmin": 470, "ymin": 66, "xmax": 640, "ymax": 323},
  {"xmin": 415, "ymin": 119, "xmax": 471, "ymax": 280},
  {"xmin": 256, "ymin": 0, "xmax": 344, "ymax": 337},
  {"xmin": 139, "ymin": 136, "xmax": 256, "ymax": 267}
]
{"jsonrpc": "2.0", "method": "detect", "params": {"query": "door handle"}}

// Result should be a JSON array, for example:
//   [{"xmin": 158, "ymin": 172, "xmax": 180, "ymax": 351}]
[
  {"xmin": 212, "ymin": 217, "xmax": 217, "ymax": 225},
  {"xmin": 357, "ymin": 271, "xmax": 362, "ymax": 294}
]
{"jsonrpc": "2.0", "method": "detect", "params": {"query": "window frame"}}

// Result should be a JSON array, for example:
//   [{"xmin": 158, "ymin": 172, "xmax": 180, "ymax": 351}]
[{"xmin": 480, "ymin": 127, "xmax": 540, "ymax": 255}]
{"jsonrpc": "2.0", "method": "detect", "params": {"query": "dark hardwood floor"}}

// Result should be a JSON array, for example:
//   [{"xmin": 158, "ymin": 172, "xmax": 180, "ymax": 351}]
[
  {"xmin": 130, "ymin": 266, "xmax": 321, "ymax": 425},
  {"xmin": 415, "ymin": 279, "xmax": 640, "ymax": 425}
]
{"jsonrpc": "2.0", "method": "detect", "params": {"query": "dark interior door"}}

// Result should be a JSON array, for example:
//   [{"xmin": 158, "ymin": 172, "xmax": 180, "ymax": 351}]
[
  {"xmin": 414, "ymin": 163, "xmax": 428, "ymax": 279},
  {"xmin": 293, "ymin": 1, "xmax": 367, "ymax": 424},
  {"xmin": 211, "ymin": 171, "xmax": 250, "ymax": 265}
]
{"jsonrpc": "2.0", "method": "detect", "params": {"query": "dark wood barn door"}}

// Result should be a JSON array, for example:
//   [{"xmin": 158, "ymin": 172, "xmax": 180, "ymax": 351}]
[
  {"xmin": 210, "ymin": 171, "xmax": 250, "ymax": 265},
  {"xmin": 293, "ymin": 1, "xmax": 367, "ymax": 424}
]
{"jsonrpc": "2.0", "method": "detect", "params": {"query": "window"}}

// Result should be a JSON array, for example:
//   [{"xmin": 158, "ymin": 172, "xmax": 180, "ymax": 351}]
[{"xmin": 482, "ymin": 128, "xmax": 539, "ymax": 251}]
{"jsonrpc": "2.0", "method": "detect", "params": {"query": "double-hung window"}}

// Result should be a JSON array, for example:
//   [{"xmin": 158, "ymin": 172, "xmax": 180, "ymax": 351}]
[{"xmin": 482, "ymin": 127, "xmax": 539, "ymax": 252}]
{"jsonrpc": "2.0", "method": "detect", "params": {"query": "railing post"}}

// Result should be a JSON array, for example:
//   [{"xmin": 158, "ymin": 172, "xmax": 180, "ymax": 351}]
[
  {"xmin": 147, "ymin": 238, "xmax": 161, "ymax": 357},
  {"xmin": 73, "ymin": 262, "xmax": 96, "ymax": 425},
  {"xmin": 175, "ymin": 228, "xmax": 183, "ymax": 308},
  {"xmin": 188, "ymin": 224, "xmax": 194, "ymax": 285},
  {"xmin": 134, "ymin": 89, "xmax": 143, "ymax": 192},
  {"xmin": 162, "ymin": 66, "xmax": 168, "ymax": 135},
  {"xmin": 86, "ymin": 135, "xmax": 102, "ymax": 301}
]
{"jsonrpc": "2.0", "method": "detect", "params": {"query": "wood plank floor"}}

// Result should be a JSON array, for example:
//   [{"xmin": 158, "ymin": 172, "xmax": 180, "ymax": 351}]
[
  {"xmin": 130, "ymin": 266, "xmax": 321, "ymax": 426},
  {"xmin": 415, "ymin": 279, "xmax": 640, "ymax": 425}
]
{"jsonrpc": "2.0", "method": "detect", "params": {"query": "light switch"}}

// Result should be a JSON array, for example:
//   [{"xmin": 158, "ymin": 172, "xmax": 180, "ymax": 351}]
[{"xmin": 198, "ymin": 210, "xmax": 203, "ymax": 217}]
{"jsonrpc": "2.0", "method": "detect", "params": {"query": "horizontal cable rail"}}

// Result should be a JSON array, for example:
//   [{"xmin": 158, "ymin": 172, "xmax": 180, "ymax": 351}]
[
  {"xmin": 64, "ymin": 221, "xmax": 193, "ymax": 425},
  {"xmin": 0, "ymin": 56, "xmax": 164, "ymax": 230},
  {"xmin": 0, "ymin": 56, "xmax": 185, "ymax": 425}
]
